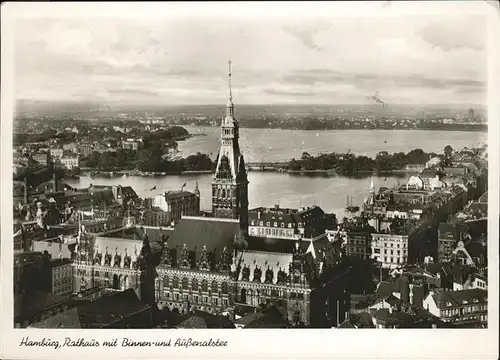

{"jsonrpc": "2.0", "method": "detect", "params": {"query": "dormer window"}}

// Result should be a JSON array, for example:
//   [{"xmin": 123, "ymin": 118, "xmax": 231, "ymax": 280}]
[
  {"xmin": 473, "ymin": 298, "xmax": 479, "ymax": 303},
  {"xmin": 446, "ymin": 302, "xmax": 452, "ymax": 307},
  {"xmin": 281, "ymin": 223, "xmax": 285, "ymax": 228},
  {"xmin": 259, "ymin": 221, "xmax": 263, "ymax": 226},
  {"xmin": 288, "ymin": 223, "xmax": 292, "ymax": 228},
  {"xmin": 462, "ymin": 300, "xmax": 468, "ymax": 305},
  {"xmin": 273, "ymin": 222, "xmax": 277, "ymax": 227},
  {"xmin": 266, "ymin": 222, "xmax": 270, "ymax": 226}
]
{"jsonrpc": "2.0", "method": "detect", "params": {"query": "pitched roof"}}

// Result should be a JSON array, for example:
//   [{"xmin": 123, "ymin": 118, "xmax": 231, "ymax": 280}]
[
  {"xmin": 164, "ymin": 191, "xmax": 196, "ymax": 201},
  {"xmin": 240, "ymin": 306, "xmax": 288, "ymax": 328},
  {"xmin": 376, "ymin": 281, "xmax": 397, "ymax": 299},
  {"xmin": 431, "ymin": 288, "xmax": 487, "ymax": 310},
  {"xmin": 168, "ymin": 217, "xmax": 240, "ymax": 262},
  {"xmin": 77, "ymin": 289, "xmax": 150, "ymax": 328},
  {"xmin": 177, "ymin": 310, "xmax": 234, "ymax": 329},
  {"xmin": 352, "ymin": 312, "xmax": 375, "ymax": 328},
  {"xmin": 372, "ymin": 309, "xmax": 411, "ymax": 326},
  {"xmin": 338, "ymin": 318, "xmax": 357, "ymax": 328},
  {"xmin": 246, "ymin": 236, "xmax": 310, "ymax": 254},
  {"xmin": 237, "ymin": 250, "xmax": 293, "ymax": 282},
  {"xmin": 478, "ymin": 192, "xmax": 488, "ymax": 203},
  {"xmin": 29, "ymin": 307, "xmax": 82, "ymax": 329},
  {"xmin": 14, "ymin": 291, "xmax": 69, "ymax": 319}
]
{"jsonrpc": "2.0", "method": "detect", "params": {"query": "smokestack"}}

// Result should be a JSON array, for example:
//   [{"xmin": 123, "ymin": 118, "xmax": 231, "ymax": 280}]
[
  {"xmin": 409, "ymin": 284, "xmax": 414, "ymax": 305},
  {"xmin": 24, "ymin": 176, "xmax": 28, "ymax": 204},
  {"xmin": 52, "ymin": 172, "xmax": 57, "ymax": 193}
]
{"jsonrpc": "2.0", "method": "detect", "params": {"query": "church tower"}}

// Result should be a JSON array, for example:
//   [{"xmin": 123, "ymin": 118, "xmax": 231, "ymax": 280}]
[{"xmin": 212, "ymin": 61, "xmax": 249, "ymax": 230}]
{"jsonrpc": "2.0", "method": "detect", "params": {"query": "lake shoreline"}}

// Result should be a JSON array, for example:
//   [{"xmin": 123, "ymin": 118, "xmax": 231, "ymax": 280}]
[{"xmin": 75, "ymin": 168, "xmax": 412, "ymax": 180}]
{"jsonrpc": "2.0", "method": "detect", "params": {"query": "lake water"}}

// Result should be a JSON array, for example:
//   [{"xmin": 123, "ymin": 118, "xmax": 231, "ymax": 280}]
[
  {"xmin": 67, "ymin": 128, "xmax": 486, "ymax": 219},
  {"xmin": 178, "ymin": 126, "xmax": 487, "ymax": 161}
]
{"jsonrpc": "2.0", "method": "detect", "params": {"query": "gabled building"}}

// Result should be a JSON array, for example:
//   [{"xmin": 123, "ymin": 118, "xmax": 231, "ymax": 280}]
[
  {"xmin": 151, "ymin": 185, "xmax": 200, "ymax": 225},
  {"xmin": 423, "ymin": 288, "xmax": 487, "ymax": 325},
  {"xmin": 248, "ymin": 205, "xmax": 326, "ymax": 240}
]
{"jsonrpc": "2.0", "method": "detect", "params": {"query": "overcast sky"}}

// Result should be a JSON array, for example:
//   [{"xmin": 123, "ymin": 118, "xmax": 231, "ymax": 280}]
[{"xmin": 13, "ymin": 11, "xmax": 488, "ymax": 105}]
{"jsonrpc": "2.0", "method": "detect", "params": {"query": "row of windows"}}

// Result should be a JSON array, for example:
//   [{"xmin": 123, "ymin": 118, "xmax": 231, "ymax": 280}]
[
  {"xmin": 348, "ymin": 247, "xmax": 369, "ymax": 254},
  {"xmin": 376, "ymin": 256, "xmax": 406, "ymax": 264},
  {"xmin": 349, "ymin": 239, "xmax": 367, "ymax": 245},
  {"xmin": 475, "ymin": 281, "xmax": 487, "ymax": 289},
  {"xmin": 160, "ymin": 291, "xmax": 229, "ymax": 307},
  {"xmin": 54, "ymin": 270, "xmax": 72, "ymax": 278},
  {"xmin": 253, "ymin": 221, "xmax": 301, "ymax": 228},
  {"xmin": 156, "ymin": 277, "xmax": 229, "ymax": 294},
  {"xmin": 54, "ymin": 285, "xmax": 72, "ymax": 295},
  {"xmin": 54, "ymin": 278, "xmax": 71, "ymax": 287},
  {"xmin": 250, "ymin": 227, "xmax": 295, "ymax": 238}
]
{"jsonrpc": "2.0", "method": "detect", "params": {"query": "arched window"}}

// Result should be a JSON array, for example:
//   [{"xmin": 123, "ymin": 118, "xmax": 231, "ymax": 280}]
[
  {"xmin": 201, "ymin": 279, "xmax": 208, "ymax": 292},
  {"xmin": 211, "ymin": 280, "xmax": 218, "ymax": 293},
  {"xmin": 123, "ymin": 275, "xmax": 130, "ymax": 290},
  {"xmin": 191, "ymin": 278, "xmax": 199, "ymax": 291},
  {"xmin": 172, "ymin": 276, "xmax": 179, "ymax": 289},
  {"xmin": 221, "ymin": 282, "xmax": 229, "ymax": 294},
  {"xmin": 163, "ymin": 276, "xmax": 169, "ymax": 288},
  {"xmin": 155, "ymin": 277, "xmax": 162, "ymax": 299},
  {"xmin": 112, "ymin": 274, "xmax": 120, "ymax": 289},
  {"xmin": 222, "ymin": 189, "xmax": 226, "ymax": 198},
  {"xmin": 182, "ymin": 277, "xmax": 189, "ymax": 290}
]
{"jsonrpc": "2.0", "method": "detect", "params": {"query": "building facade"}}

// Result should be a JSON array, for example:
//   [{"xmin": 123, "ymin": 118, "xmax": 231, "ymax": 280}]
[
  {"xmin": 50, "ymin": 148, "xmax": 64, "ymax": 160},
  {"xmin": 79, "ymin": 144, "xmax": 94, "ymax": 157},
  {"xmin": 248, "ymin": 205, "xmax": 326, "ymax": 240},
  {"xmin": 33, "ymin": 153, "xmax": 50, "ymax": 166},
  {"xmin": 61, "ymin": 156, "xmax": 79, "ymax": 170},
  {"xmin": 72, "ymin": 226, "xmax": 157, "ymax": 303},
  {"xmin": 423, "ymin": 288, "xmax": 487, "ymax": 325},
  {"xmin": 63, "ymin": 143, "xmax": 78, "ymax": 154},
  {"xmin": 48, "ymin": 259, "xmax": 74, "ymax": 295},
  {"xmin": 151, "ymin": 186, "xmax": 200, "ymax": 225}
]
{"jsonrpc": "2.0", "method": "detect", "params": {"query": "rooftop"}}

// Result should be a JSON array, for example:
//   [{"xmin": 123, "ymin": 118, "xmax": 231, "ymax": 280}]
[{"xmin": 176, "ymin": 310, "xmax": 234, "ymax": 329}]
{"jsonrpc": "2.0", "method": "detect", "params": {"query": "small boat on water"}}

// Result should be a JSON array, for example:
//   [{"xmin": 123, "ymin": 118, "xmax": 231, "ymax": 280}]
[
  {"xmin": 122, "ymin": 174, "xmax": 127, "ymax": 178},
  {"xmin": 316, "ymin": 133, "xmax": 319, "ymax": 137}
]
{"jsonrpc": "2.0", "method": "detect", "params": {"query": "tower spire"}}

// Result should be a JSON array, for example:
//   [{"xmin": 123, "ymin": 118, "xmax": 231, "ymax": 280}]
[{"xmin": 228, "ymin": 60, "xmax": 232, "ymax": 101}]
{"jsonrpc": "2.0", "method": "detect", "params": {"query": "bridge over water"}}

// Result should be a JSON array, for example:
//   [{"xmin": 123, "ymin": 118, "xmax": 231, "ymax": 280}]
[{"xmin": 245, "ymin": 161, "xmax": 290, "ymax": 172}]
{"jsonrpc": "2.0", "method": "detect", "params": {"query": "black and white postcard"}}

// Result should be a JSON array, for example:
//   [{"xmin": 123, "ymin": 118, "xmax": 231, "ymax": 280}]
[{"xmin": 1, "ymin": 2, "xmax": 499, "ymax": 359}]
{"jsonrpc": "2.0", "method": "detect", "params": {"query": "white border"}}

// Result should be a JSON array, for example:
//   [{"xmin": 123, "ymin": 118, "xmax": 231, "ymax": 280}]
[{"xmin": 1, "ymin": 2, "xmax": 499, "ymax": 360}]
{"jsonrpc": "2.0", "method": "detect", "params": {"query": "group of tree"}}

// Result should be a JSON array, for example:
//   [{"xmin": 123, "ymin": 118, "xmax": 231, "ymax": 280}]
[
  {"xmin": 85, "ymin": 147, "xmax": 213, "ymax": 173},
  {"xmin": 14, "ymin": 129, "xmax": 78, "ymax": 147},
  {"xmin": 288, "ymin": 148, "xmax": 440, "ymax": 175},
  {"xmin": 136, "ymin": 151, "xmax": 213, "ymax": 173}
]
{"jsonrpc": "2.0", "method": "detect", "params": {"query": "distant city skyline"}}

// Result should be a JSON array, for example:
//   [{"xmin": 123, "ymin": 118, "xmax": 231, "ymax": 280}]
[{"xmin": 13, "ymin": 8, "xmax": 487, "ymax": 106}]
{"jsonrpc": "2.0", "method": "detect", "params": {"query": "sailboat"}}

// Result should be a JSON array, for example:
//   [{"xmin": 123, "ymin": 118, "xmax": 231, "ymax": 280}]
[{"xmin": 316, "ymin": 133, "xmax": 319, "ymax": 137}]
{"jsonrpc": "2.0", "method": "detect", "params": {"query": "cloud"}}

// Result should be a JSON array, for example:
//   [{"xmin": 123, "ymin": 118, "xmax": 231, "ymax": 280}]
[
  {"xmin": 12, "ymin": 15, "xmax": 487, "ymax": 105},
  {"xmin": 281, "ymin": 25, "xmax": 327, "ymax": 51},
  {"xmin": 265, "ymin": 89, "xmax": 315, "ymax": 97},
  {"xmin": 417, "ymin": 16, "xmax": 486, "ymax": 52}
]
